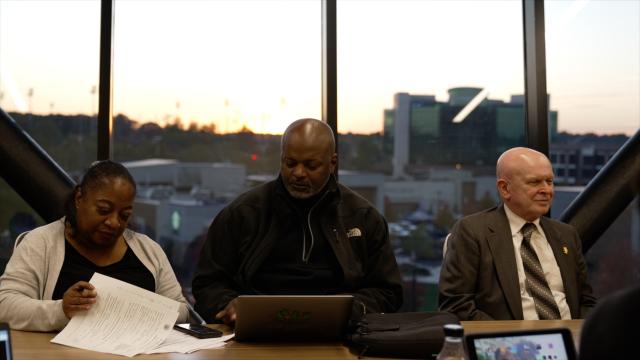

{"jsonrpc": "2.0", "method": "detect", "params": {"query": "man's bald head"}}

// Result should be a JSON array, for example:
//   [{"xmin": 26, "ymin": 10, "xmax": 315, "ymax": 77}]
[
  {"xmin": 496, "ymin": 147, "xmax": 555, "ymax": 221},
  {"xmin": 280, "ymin": 118, "xmax": 337, "ymax": 199},
  {"xmin": 496, "ymin": 147, "xmax": 549, "ymax": 180},
  {"xmin": 281, "ymin": 118, "xmax": 335, "ymax": 156}
]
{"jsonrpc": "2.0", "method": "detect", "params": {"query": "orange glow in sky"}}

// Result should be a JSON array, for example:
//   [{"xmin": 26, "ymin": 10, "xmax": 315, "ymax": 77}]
[{"xmin": 0, "ymin": 0, "xmax": 638, "ymax": 135}]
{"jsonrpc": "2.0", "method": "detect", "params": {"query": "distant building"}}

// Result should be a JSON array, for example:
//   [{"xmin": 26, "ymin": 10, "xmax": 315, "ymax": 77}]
[
  {"xmin": 122, "ymin": 159, "xmax": 247, "ymax": 281},
  {"xmin": 384, "ymin": 88, "xmax": 558, "ymax": 178},
  {"xmin": 383, "ymin": 169, "xmax": 497, "ymax": 219},
  {"xmin": 550, "ymin": 143, "xmax": 622, "ymax": 185},
  {"xmin": 124, "ymin": 158, "xmax": 246, "ymax": 197}
]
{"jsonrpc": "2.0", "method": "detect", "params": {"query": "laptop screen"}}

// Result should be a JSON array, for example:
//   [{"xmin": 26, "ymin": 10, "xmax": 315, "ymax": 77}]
[
  {"xmin": 0, "ymin": 324, "xmax": 12, "ymax": 360},
  {"xmin": 465, "ymin": 328, "xmax": 576, "ymax": 360}
]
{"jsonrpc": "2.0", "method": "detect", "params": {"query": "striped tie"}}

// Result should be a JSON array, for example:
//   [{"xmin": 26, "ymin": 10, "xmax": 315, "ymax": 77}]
[{"xmin": 520, "ymin": 223, "xmax": 561, "ymax": 320}]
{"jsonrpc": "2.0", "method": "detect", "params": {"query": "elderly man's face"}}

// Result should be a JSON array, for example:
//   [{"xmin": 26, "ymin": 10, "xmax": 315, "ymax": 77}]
[
  {"xmin": 280, "ymin": 135, "xmax": 336, "ymax": 199},
  {"xmin": 500, "ymin": 156, "xmax": 554, "ymax": 221}
]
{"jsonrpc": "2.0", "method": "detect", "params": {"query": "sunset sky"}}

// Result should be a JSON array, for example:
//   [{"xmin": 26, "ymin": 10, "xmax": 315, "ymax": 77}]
[{"xmin": 0, "ymin": 0, "xmax": 638, "ymax": 135}]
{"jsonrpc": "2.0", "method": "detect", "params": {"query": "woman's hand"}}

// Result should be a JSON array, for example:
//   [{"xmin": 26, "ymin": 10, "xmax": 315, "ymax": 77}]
[{"xmin": 62, "ymin": 281, "xmax": 97, "ymax": 319}]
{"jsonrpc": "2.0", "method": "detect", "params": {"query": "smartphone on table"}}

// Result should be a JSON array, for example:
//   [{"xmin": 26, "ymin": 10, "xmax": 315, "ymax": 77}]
[
  {"xmin": 1, "ymin": 322, "xmax": 13, "ymax": 360},
  {"xmin": 173, "ymin": 323, "xmax": 223, "ymax": 339}
]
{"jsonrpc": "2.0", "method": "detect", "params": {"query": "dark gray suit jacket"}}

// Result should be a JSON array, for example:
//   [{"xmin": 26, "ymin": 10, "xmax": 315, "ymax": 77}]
[{"xmin": 438, "ymin": 205, "xmax": 596, "ymax": 320}]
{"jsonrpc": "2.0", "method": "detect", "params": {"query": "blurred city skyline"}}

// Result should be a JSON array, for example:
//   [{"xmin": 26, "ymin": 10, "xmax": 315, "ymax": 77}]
[{"xmin": 0, "ymin": 0, "xmax": 638, "ymax": 135}]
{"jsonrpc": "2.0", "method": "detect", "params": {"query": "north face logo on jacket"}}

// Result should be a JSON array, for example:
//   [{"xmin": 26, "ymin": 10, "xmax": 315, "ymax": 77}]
[{"xmin": 346, "ymin": 228, "xmax": 362, "ymax": 238}]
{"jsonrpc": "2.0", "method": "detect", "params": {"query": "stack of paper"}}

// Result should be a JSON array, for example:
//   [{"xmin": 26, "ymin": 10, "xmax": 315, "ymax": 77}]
[
  {"xmin": 146, "ymin": 330, "xmax": 234, "ymax": 354},
  {"xmin": 51, "ymin": 273, "xmax": 231, "ymax": 357}
]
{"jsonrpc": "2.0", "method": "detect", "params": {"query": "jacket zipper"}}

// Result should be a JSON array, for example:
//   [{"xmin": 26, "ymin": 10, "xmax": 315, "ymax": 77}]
[{"xmin": 302, "ymin": 190, "xmax": 330, "ymax": 263}]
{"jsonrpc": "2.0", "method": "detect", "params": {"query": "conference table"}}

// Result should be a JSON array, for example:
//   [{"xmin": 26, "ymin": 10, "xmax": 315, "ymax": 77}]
[{"xmin": 10, "ymin": 320, "xmax": 583, "ymax": 360}]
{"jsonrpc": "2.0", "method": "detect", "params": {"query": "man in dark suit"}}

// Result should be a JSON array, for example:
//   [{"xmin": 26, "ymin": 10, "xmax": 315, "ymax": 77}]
[{"xmin": 438, "ymin": 147, "xmax": 596, "ymax": 320}]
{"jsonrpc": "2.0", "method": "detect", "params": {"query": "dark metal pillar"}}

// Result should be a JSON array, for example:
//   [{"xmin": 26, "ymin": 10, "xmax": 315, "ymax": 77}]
[
  {"xmin": 560, "ymin": 130, "xmax": 640, "ymax": 252},
  {"xmin": 322, "ymin": 0, "xmax": 338, "ymax": 170},
  {"xmin": 522, "ymin": 0, "xmax": 549, "ymax": 155},
  {"xmin": 0, "ymin": 109, "xmax": 75, "ymax": 222},
  {"xmin": 98, "ymin": 0, "xmax": 114, "ymax": 160}
]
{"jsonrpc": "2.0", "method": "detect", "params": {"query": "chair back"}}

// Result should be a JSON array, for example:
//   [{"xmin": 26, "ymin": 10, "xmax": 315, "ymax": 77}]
[
  {"xmin": 442, "ymin": 233, "xmax": 451, "ymax": 259},
  {"xmin": 14, "ymin": 231, "xmax": 30, "ymax": 249}
]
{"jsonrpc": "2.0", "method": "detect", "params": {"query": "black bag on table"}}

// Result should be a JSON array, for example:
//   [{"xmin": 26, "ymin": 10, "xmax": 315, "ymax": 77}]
[{"xmin": 347, "ymin": 311, "xmax": 460, "ymax": 359}]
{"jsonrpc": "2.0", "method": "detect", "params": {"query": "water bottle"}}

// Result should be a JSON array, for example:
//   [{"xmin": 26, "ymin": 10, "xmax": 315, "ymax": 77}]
[{"xmin": 436, "ymin": 324, "xmax": 467, "ymax": 360}]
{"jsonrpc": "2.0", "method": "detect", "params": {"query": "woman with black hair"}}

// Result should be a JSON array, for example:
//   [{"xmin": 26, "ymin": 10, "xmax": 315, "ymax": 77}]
[{"xmin": 0, "ymin": 160, "xmax": 189, "ymax": 331}]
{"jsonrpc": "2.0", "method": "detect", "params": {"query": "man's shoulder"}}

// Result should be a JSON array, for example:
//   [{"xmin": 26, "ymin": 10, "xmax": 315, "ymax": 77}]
[
  {"xmin": 336, "ymin": 183, "xmax": 379, "ymax": 212},
  {"xmin": 225, "ymin": 180, "xmax": 277, "ymax": 210},
  {"xmin": 540, "ymin": 216, "xmax": 576, "ymax": 233},
  {"xmin": 596, "ymin": 285, "xmax": 640, "ymax": 317},
  {"xmin": 457, "ymin": 205, "xmax": 503, "ymax": 225}
]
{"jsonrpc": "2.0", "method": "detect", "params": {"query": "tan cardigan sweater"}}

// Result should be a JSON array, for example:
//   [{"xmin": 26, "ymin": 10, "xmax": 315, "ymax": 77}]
[{"xmin": 0, "ymin": 218, "xmax": 189, "ymax": 331}]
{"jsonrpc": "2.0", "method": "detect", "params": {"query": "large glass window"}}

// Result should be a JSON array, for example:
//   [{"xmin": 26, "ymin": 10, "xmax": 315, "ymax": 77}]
[
  {"xmin": 3, "ymin": 0, "xmax": 637, "ymax": 309},
  {"xmin": 546, "ymin": 0, "xmax": 640, "ymax": 297},
  {"xmin": 0, "ymin": 0, "xmax": 100, "ymax": 261},
  {"xmin": 337, "ymin": 0, "xmax": 525, "ymax": 311},
  {"xmin": 0, "ymin": 179, "xmax": 43, "ymax": 275},
  {"xmin": 111, "ymin": 0, "xmax": 321, "ymax": 291},
  {"xmin": 0, "ymin": 1, "xmax": 99, "ymax": 171}
]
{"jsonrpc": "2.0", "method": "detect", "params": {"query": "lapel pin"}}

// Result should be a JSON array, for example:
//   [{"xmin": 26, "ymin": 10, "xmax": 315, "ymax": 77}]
[{"xmin": 562, "ymin": 246, "xmax": 569, "ymax": 255}]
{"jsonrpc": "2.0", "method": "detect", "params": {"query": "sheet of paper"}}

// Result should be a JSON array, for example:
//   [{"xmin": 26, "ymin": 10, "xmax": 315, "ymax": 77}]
[
  {"xmin": 145, "ymin": 330, "xmax": 234, "ymax": 354},
  {"xmin": 51, "ymin": 273, "xmax": 180, "ymax": 357}
]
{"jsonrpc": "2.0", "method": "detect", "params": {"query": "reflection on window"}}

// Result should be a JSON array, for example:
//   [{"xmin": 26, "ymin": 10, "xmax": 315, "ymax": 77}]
[
  {"xmin": 111, "ymin": 0, "xmax": 321, "ymax": 293},
  {"xmin": 546, "ymin": 0, "xmax": 640, "ymax": 297},
  {"xmin": 337, "ymin": 0, "xmax": 525, "ymax": 311},
  {"xmin": 0, "ymin": 1, "xmax": 98, "ymax": 268},
  {"xmin": 0, "ymin": 0, "xmax": 99, "ymax": 173},
  {"xmin": 0, "ymin": 178, "xmax": 42, "ymax": 274}
]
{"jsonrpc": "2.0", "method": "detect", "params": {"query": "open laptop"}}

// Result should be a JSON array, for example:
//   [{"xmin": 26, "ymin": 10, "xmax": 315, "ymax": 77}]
[
  {"xmin": 233, "ymin": 295, "xmax": 353, "ymax": 341},
  {"xmin": 0, "ymin": 323, "xmax": 12, "ymax": 360},
  {"xmin": 465, "ymin": 328, "xmax": 577, "ymax": 360}
]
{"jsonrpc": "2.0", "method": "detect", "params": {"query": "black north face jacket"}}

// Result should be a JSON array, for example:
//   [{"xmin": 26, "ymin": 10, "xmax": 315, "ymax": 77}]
[{"xmin": 192, "ymin": 175, "xmax": 403, "ymax": 322}]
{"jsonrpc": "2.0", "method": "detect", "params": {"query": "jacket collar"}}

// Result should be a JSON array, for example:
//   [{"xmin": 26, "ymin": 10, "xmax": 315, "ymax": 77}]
[
  {"xmin": 485, "ymin": 205, "xmax": 523, "ymax": 319},
  {"xmin": 274, "ymin": 173, "xmax": 340, "ymax": 204},
  {"xmin": 503, "ymin": 204, "xmax": 543, "ymax": 238}
]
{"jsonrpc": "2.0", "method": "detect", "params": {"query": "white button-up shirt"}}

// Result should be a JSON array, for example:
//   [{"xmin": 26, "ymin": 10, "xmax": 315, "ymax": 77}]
[{"xmin": 504, "ymin": 205, "xmax": 571, "ymax": 320}]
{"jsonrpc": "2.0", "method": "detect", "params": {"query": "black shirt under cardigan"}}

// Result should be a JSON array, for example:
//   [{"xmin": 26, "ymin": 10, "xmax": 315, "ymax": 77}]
[{"xmin": 52, "ymin": 240, "xmax": 155, "ymax": 300}]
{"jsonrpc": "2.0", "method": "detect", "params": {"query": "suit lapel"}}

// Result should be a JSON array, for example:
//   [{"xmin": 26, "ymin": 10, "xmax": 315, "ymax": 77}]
[
  {"xmin": 486, "ymin": 206, "xmax": 523, "ymax": 319},
  {"xmin": 540, "ymin": 218, "xmax": 577, "ymax": 317}
]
